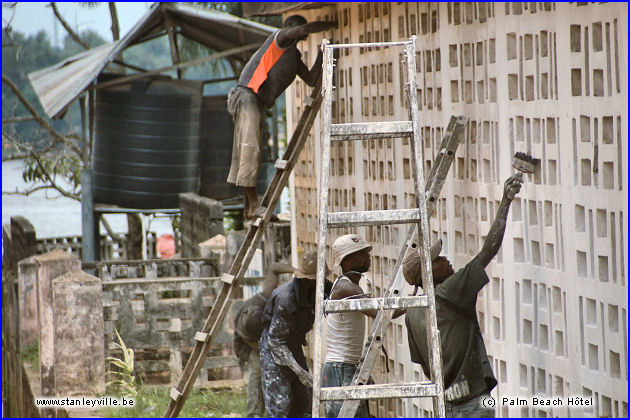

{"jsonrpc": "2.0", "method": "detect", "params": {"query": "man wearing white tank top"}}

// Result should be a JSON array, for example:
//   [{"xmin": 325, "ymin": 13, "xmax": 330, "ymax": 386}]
[{"xmin": 322, "ymin": 234, "xmax": 406, "ymax": 417}]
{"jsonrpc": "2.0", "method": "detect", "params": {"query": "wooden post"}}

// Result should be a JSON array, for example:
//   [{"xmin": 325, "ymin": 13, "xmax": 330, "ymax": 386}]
[{"xmin": 80, "ymin": 94, "xmax": 97, "ymax": 263}]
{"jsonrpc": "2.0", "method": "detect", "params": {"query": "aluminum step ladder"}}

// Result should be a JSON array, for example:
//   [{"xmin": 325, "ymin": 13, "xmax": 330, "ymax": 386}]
[
  {"xmin": 334, "ymin": 116, "xmax": 467, "ymax": 417},
  {"xmin": 312, "ymin": 36, "xmax": 466, "ymax": 418},
  {"xmin": 164, "ymin": 78, "xmax": 323, "ymax": 417}
]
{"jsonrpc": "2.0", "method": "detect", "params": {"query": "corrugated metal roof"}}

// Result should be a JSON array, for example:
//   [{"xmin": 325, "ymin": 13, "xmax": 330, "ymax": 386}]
[
  {"xmin": 28, "ymin": 3, "xmax": 276, "ymax": 119},
  {"xmin": 242, "ymin": 2, "xmax": 330, "ymax": 17},
  {"xmin": 28, "ymin": 42, "xmax": 120, "ymax": 120}
]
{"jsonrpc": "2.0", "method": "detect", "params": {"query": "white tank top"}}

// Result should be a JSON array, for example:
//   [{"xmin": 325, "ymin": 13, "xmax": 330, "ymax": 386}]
[{"xmin": 325, "ymin": 276, "xmax": 366, "ymax": 364}]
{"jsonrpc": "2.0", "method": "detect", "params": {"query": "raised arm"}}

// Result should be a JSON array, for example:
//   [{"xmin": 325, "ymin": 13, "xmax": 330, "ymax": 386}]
[
  {"xmin": 276, "ymin": 21, "xmax": 338, "ymax": 47},
  {"xmin": 296, "ymin": 48, "xmax": 323, "ymax": 87},
  {"xmin": 476, "ymin": 173, "xmax": 523, "ymax": 267},
  {"xmin": 261, "ymin": 262, "xmax": 295, "ymax": 298}
]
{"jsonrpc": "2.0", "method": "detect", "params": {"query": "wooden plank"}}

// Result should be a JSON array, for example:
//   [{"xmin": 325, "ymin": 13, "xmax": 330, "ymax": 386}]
[{"xmin": 162, "ymin": 10, "xmax": 182, "ymax": 79}]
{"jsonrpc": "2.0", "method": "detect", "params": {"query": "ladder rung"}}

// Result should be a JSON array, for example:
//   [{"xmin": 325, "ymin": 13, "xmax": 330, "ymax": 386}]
[
  {"xmin": 320, "ymin": 382, "xmax": 438, "ymax": 401},
  {"xmin": 274, "ymin": 159, "xmax": 288, "ymax": 170},
  {"xmin": 220, "ymin": 273, "xmax": 234, "ymax": 284},
  {"xmin": 327, "ymin": 209, "xmax": 420, "ymax": 228},
  {"xmin": 194, "ymin": 332, "xmax": 208, "ymax": 342},
  {"xmin": 331, "ymin": 121, "xmax": 412, "ymax": 141},
  {"xmin": 169, "ymin": 387, "xmax": 182, "ymax": 401},
  {"xmin": 327, "ymin": 40, "xmax": 413, "ymax": 49},
  {"xmin": 324, "ymin": 296, "xmax": 428, "ymax": 313}
]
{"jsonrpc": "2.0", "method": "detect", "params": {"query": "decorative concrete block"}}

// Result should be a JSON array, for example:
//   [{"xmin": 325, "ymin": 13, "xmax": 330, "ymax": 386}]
[
  {"xmin": 34, "ymin": 249, "xmax": 81, "ymax": 396},
  {"xmin": 52, "ymin": 270, "xmax": 105, "ymax": 396}
]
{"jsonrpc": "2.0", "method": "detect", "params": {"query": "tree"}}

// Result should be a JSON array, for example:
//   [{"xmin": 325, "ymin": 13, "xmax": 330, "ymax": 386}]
[{"xmin": 2, "ymin": 2, "xmax": 115, "ymax": 200}]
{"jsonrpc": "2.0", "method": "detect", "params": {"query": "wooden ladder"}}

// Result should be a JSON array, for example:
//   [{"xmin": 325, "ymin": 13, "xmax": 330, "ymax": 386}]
[
  {"xmin": 312, "ymin": 36, "xmax": 467, "ymax": 418},
  {"xmin": 164, "ymin": 78, "xmax": 323, "ymax": 417}
]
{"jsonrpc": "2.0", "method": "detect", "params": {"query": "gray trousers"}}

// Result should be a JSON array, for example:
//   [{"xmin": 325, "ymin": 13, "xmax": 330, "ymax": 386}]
[
  {"xmin": 226, "ymin": 86, "xmax": 264, "ymax": 188},
  {"xmin": 244, "ymin": 349, "xmax": 264, "ymax": 417},
  {"xmin": 321, "ymin": 362, "xmax": 370, "ymax": 418},
  {"xmin": 445, "ymin": 393, "xmax": 495, "ymax": 418}
]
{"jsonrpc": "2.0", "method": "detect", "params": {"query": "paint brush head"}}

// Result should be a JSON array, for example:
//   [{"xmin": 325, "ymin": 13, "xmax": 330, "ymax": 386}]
[{"xmin": 512, "ymin": 152, "xmax": 539, "ymax": 174}]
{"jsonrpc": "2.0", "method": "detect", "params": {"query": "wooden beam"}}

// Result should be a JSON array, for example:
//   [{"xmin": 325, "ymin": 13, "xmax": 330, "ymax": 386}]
[
  {"xmin": 112, "ymin": 59, "xmax": 148, "ymax": 73},
  {"xmin": 162, "ymin": 10, "xmax": 182, "ymax": 79},
  {"xmin": 201, "ymin": 76, "xmax": 238, "ymax": 85},
  {"xmin": 127, "ymin": 30, "xmax": 168, "ymax": 47},
  {"xmin": 94, "ymin": 43, "xmax": 259, "ymax": 90}
]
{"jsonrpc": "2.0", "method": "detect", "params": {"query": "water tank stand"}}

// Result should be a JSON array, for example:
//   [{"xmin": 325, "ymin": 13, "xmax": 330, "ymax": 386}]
[{"xmin": 93, "ymin": 203, "xmax": 181, "ymax": 262}]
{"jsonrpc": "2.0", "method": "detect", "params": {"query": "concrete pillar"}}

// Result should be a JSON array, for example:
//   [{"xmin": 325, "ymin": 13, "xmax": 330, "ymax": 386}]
[
  {"xmin": 52, "ymin": 270, "xmax": 105, "ymax": 395},
  {"xmin": 34, "ymin": 249, "xmax": 81, "ymax": 396},
  {"xmin": 17, "ymin": 256, "xmax": 38, "ymax": 350}
]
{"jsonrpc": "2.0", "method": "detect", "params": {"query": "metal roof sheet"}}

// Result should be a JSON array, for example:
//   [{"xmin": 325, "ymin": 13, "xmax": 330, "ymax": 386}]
[
  {"xmin": 242, "ymin": 2, "xmax": 326, "ymax": 17},
  {"xmin": 28, "ymin": 3, "xmax": 276, "ymax": 119}
]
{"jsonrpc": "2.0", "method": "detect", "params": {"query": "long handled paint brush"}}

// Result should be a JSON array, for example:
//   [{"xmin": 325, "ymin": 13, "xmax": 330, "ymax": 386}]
[{"xmin": 512, "ymin": 151, "xmax": 539, "ymax": 174}]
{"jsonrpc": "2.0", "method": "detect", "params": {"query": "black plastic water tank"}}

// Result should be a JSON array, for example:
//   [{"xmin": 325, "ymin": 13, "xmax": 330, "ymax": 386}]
[
  {"xmin": 93, "ymin": 76, "xmax": 202, "ymax": 209},
  {"xmin": 198, "ymin": 95, "xmax": 270, "ymax": 201}
]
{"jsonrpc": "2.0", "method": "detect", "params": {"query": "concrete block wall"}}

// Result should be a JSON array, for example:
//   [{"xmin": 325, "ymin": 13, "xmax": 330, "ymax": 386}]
[
  {"xmin": 2, "ymin": 216, "xmax": 37, "ymax": 275},
  {"xmin": 285, "ymin": 2, "xmax": 627, "ymax": 417},
  {"xmin": 179, "ymin": 193, "xmax": 225, "ymax": 258}
]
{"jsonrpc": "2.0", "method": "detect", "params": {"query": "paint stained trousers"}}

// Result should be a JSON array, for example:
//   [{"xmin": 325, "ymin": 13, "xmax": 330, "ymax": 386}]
[
  {"xmin": 259, "ymin": 331, "xmax": 312, "ymax": 417},
  {"xmin": 226, "ymin": 86, "xmax": 264, "ymax": 188}
]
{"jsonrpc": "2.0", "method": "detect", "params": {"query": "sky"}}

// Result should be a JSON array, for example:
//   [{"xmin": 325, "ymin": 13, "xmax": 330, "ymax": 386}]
[{"xmin": 2, "ymin": 2, "xmax": 153, "ymax": 46}]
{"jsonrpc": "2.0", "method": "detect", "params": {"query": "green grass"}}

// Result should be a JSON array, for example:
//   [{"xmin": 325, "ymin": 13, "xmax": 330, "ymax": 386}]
[
  {"xmin": 98, "ymin": 386, "xmax": 247, "ymax": 418},
  {"xmin": 20, "ymin": 341, "xmax": 39, "ymax": 369}
]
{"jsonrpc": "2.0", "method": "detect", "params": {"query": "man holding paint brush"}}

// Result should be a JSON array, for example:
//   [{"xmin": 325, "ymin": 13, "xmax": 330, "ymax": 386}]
[{"xmin": 403, "ymin": 173, "xmax": 524, "ymax": 417}]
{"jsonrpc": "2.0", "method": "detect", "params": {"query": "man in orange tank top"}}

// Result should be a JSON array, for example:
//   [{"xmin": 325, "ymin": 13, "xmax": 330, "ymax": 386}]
[{"xmin": 227, "ymin": 15, "xmax": 337, "ymax": 219}]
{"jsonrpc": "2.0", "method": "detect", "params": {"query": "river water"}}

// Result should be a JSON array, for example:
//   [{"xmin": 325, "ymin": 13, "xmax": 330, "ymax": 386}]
[{"xmin": 2, "ymin": 159, "xmax": 173, "ymax": 239}]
